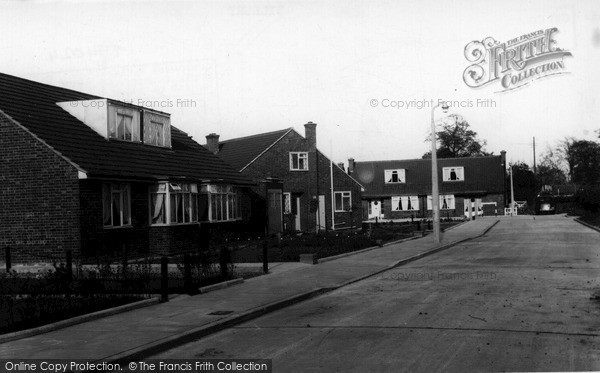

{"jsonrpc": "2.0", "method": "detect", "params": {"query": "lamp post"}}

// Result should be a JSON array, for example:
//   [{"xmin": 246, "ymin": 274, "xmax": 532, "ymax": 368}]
[{"xmin": 431, "ymin": 102, "xmax": 449, "ymax": 244}]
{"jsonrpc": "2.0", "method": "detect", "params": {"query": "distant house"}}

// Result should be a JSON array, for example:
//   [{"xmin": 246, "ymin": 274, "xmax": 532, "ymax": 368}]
[
  {"xmin": 205, "ymin": 123, "xmax": 364, "ymax": 233},
  {"xmin": 348, "ymin": 152, "xmax": 507, "ymax": 220},
  {"xmin": 0, "ymin": 73, "xmax": 252, "ymax": 263}
]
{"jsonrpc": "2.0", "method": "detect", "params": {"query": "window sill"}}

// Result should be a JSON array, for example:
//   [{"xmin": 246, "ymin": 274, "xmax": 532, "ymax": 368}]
[
  {"xmin": 201, "ymin": 218, "xmax": 243, "ymax": 223},
  {"xmin": 150, "ymin": 222, "xmax": 200, "ymax": 227},
  {"xmin": 290, "ymin": 169, "xmax": 309, "ymax": 172},
  {"xmin": 103, "ymin": 225, "xmax": 133, "ymax": 230},
  {"xmin": 442, "ymin": 180, "xmax": 464, "ymax": 182},
  {"xmin": 108, "ymin": 137, "xmax": 142, "ymax": 144}
]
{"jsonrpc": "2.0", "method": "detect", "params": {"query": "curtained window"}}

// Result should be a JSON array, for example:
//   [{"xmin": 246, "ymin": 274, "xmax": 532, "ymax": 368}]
[
  {"xmin": 200, "ymin": 184, "xmax": 241, "ymax": 222},
  {"xmin": 384, "ymin": 169, "xmax": 406, "ymax": 183},
  {"xmin": 102, "ymin": 183, "xmax": 131, "ymax": 227},
  {"xmin": 442, "ymin": 167, "xmax": 464, "ymax": 182},
  {"xmin": 427, "ymin": 195, "xmax": 456, "ymax": 210},
  {"xmin": 108, "ymin": 105, "xmax": 140, "ymax": 142},
  {"xmin": 149, "ymin": 182, "xmax": 198, "ymax": 225}
]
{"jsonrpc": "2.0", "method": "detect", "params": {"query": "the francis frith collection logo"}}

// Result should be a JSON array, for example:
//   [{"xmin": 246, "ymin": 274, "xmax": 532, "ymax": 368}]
[{"xmin": 463, "ymin": 28, "xmax": 572, "ymax": 92}]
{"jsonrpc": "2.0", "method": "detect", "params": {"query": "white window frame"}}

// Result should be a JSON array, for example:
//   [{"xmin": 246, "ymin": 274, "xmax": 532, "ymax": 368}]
[
  {"xmin": 384, "ymin": 169, "xmax": 406, "ymax": 184},
  {"xmin": 289, "ymin": 152, "xmax": 309, "ymax": 171},
  {"xmin": 145, "ymin": 120, "xmax": 165, "ymax": 147},
  {"xmin": 143, "ymin": 110, "xmax": 172, "ymax": 148},
  {"xmin": 334, "ymin": 191, "xmax": 352, "ymax": 212},
  {"xmin": 442, "ymin": 167, "xmax": 464, "ymax": 182},
  {"xmin": 440, "ymin": 195, "xmax": 455, "ymax": 210},
  {"xmin": 108, "ymin": 105, "xmax": 141, "ymax": 142},
  {"xmin": 283, "ymin": 192, "xmax": 292, "ymax": 214},
  {"xmin": 102, "ymin": 183, "xmax": 132, "ymax": 228},
  {"xmin": 149, "ymin": 182, "xmax": 198, "ymax": 226},
  {"xmin": 200, "ymin": 184, "xmax": 241, "ymax": 222},
  {"xmin": 427, "ymin": 195, "xmax": 456, "ymax": 210},
  {"xmin": 392, "ymin": 196, "xmax": 419, "ymax": 211}
]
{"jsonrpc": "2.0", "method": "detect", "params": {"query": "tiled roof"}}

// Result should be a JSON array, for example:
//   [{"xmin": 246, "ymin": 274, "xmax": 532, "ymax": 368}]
[
  {"xmin": 352, "ymin": 156, "xmax": 505, "ymax": 198},
  {"xmin": 215, "ymin": 128, "xmax": 293, "ymax": 171},
  {"xmin": 0, "ymin": 73, "xmax": 251, "ymax": 185}
]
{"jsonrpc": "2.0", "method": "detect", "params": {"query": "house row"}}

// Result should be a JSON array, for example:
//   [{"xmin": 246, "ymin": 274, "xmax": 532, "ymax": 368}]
[
  {"xmin": 347, "ymin": 153, "xmax": 507, "ymax": 220},
  {"xmin": 204, "ymin": 125, "xmax": 364, "ymax": 233},
  {"xmin": 0, "ymin": 73, "xmax": 508, "ymax": 264},
  {"xmin": 0, "ymin": 73, "xmax": 363, "ymax": 263}
]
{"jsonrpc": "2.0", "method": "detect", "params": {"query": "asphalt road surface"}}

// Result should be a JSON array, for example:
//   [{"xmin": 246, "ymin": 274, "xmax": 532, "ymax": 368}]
[{"xmin": 152, "ymin": 216, "xmax": 600, "ymax": 372}]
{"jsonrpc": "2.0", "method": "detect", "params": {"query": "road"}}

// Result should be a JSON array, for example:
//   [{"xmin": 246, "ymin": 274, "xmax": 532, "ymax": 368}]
[{"xmin": 151, "ymin": 216, "xmax": 600, "ymax": 372}]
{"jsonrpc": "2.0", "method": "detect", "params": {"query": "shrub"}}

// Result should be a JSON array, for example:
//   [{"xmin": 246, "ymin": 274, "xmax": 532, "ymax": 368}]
[{"xmin": 575, "ymin": 185, "xmax": 600, "ymax": 213}]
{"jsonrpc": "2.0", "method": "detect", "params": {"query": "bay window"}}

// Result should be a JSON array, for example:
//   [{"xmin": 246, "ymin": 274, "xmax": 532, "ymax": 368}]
[
  {"xmin": 149, "ymin": 182, "xmax": 198, "ymax": 225},
  {"xmin": 201, "ymin": 184, "xmax": 241, "ymax": 222}
]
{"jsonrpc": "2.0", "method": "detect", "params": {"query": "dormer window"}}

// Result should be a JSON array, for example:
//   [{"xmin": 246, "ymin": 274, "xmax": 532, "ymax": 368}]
[
  {"xmin": 108, "ymin": 105, "xmax": 141, "ymax": 142},
  {"xmin": 57, "ymin": 99, "xmax": 171, "ymax": 148},
  {"xmin": 442, "ymin": 167, "xmax": 464, "ymax": 182},
  {"xmin": 143, "ymin": 111, "xmax": 171, "ymax": 147},
  {"xmin": 385, "ymin": 169, "xmax": 405, "ymax": 183}
]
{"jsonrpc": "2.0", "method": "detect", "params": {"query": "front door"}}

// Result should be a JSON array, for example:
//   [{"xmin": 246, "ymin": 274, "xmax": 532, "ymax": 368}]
[
  {"xmin": 267, "ymin": 189, "xmax": 282, "ymax": 234},
  {"xmin": 294, "ymin": 196, "xmax": 301, "ymax": 231},
  {"xmin": 316, "ymin": 195, "xmax": 326, "ymax": 231},
  {"xmin": 369, "ymin": 200, "xmax": 382, "ymax": 220}
]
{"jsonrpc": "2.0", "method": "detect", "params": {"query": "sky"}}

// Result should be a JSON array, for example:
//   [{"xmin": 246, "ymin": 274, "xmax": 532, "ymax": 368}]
[{"xmin": 1, "ymin": 0, "xmax": 599, "ymax": 167}]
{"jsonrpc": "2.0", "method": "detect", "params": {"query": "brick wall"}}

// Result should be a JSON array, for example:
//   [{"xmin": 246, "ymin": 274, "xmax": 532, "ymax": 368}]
[
  {"xmin": 80, "ymin": 180, "xmax": 152, "ymax": 261},
  {"xmin": 80, "ymin": 179, "xmax": 205, "ymax": 261},
  {"xmin": 0, "ymin": 113, "xmax": 81, "ymax": 263},
  {"xmin": 242, "ymin": 130, "xmax": 363, "ymax": 232}
]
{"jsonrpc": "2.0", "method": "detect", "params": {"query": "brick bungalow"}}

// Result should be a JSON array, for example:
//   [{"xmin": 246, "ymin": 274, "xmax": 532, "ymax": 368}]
[
  {"xmin": 348, "ymin": 153, "xmax": 507, "ymax": 221},
  {"xmin": 0, "ymin": 73, "xmax": 252, "ymax": 263},
  {"xmin": 205, "ymin": 123, "xmax": 364, "ymax": 233}
]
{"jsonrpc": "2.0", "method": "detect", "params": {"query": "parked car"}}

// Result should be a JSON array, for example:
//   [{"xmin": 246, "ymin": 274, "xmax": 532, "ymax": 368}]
[{"xmin": 535, "ymin": 196, "xmax": 556, "ymax": 215}]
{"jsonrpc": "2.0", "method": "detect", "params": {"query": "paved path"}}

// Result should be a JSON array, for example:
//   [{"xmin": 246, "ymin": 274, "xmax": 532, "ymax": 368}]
[
  {"xmin": 152, "ymin": 215, "xmax": 600, "ymax": 372},
  {"xmin": 0, "ymin": 218, "xmax": 498, "ymax": 361}
]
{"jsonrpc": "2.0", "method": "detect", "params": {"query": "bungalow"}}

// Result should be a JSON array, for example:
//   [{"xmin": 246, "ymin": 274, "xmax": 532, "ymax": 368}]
[
  {"xmin": 205, "ymin": 123, "xmax": 364, "ymax": 233},
  {"xmin": 348, "ymin": 152, "xmax": 507, "ymax": 220},
  {"xmin": 0, "ymin": 73, "xmax": 252, "ymax": 264}
]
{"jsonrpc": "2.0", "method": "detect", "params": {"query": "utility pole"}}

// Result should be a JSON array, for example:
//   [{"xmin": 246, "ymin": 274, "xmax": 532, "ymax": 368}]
[
  {"xmin": 533, "ymin": 136, "xmax": 537, "ymax": 200},
  {"xmin": 533, "ymin": 137, "xmax": 536, "ymax": 175},
  {"xmin": 510, "ymin": 166, "xmax": 515, "ymax": 216},
  {"xmin": 330, "ymin": 140, "xmax": 335, "ymax": 231}
]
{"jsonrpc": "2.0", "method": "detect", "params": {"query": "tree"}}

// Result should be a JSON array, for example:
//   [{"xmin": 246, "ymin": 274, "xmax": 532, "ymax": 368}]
[
  {"xmin": 537, "ymin": 147, "xmax": 568, "ymax": 187},
  {"xmin": 422, "ymin": 115, "xmax": 490, "ymax": 159},
  {"xmin": 565, "ymin": 140, "xmax": 600, "ymax": 186},
  {"xmin": 509, "ymin": 161, "xmax": 535, "ymax": 204}
]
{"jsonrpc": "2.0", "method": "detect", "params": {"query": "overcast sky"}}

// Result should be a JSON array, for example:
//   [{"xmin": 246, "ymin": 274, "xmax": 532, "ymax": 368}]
[{"xmin": 2, "ymin": 0, "xmax": 599, "ymax": 167}]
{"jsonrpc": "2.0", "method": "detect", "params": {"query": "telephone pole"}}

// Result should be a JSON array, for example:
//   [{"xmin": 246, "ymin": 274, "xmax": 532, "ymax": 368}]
[{"xmin": 533, "ymin": 137, "xmax": 536, "ymax": 175}]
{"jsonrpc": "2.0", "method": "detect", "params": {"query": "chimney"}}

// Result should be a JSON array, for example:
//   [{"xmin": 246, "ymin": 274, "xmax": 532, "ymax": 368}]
[
  {"xmin": 337, "ymin": 162, "xmax": 345, "ymax": 172},
  {"xmin": 206, "ymin": 133, "xmax": 220, "ymax": 154},
  {"xmin": 500, "ymin": 150, "xmax": 506, "ymax": 168},
  {"xmin": 348, "ymin": 158, "xmax": 355, "ymax": 174},
  {"xmin": 304, "ymin": 121, "xmax": 317, "ymax": 151}
]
